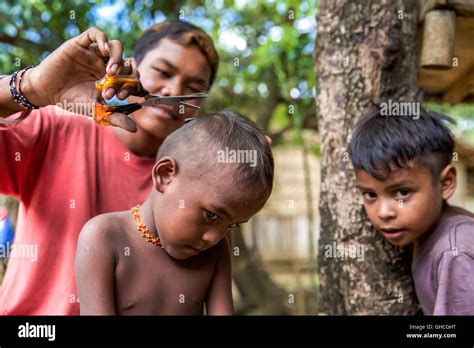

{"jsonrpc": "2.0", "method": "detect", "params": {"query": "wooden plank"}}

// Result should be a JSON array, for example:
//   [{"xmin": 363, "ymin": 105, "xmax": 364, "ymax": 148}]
[
  {"xmin": 449, "ymin": 0, "xmax": 474, "ymax": 16},
  {"xmin": 443, "ymin": 66, "xmax": 474, "ymax": 102},
  {"xmin": 419, "ymin": 0, "xmax": 447, "ymax": 21},
  {"xmin": 420, "ymin": 9, "xmax": 456, "ymax": 69},
  {"xmin": 419, "ymin": 0, "xmax": 474, "ymax": 21}
]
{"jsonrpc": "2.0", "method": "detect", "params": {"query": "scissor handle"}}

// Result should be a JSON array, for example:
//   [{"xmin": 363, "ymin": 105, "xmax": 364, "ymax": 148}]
[
  {"xmin": 93, "ymin": 103, "xmax": 143, "ymax": 126},
  {"xmin": 95, "ymin": 74, "xmax": 149, "ymax": 97}
]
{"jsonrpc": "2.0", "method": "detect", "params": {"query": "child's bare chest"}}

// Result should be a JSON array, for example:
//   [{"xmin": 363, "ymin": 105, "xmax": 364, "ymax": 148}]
[{"xmin": 113, "ymin": 237, "xmax": 217, "ymax": 315}]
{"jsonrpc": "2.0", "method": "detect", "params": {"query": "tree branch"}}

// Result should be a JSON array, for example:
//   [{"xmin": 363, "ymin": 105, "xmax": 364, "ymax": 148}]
[{"xmin": 0, "ymin": 34, "xmax": 53, "ymax": 55}]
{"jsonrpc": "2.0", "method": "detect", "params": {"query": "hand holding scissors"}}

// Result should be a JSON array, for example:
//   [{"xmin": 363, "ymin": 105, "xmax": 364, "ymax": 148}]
[{"xmin": 94, "ymin": 74, "xmax": 207, "ymax": 128}]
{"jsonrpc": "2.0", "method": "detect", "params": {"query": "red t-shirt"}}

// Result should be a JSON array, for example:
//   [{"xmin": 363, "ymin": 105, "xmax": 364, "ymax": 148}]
[{"xmin": 0, "ymin": 106, "xmax": 155, "ymax": 314}]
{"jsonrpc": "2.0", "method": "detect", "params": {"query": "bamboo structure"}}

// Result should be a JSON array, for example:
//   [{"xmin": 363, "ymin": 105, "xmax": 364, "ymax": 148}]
[{"xmin": 420, "ymin": 10, "xmax": 456, "ymax": 69}]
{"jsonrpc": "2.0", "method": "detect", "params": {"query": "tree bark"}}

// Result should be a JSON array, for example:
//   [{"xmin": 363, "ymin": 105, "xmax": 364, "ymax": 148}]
[{"xmin": 315, "ymin": 0, "xmax": 421, "ymax": 314}]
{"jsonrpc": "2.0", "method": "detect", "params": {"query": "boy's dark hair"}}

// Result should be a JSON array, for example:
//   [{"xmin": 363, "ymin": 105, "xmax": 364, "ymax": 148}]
[
  {"xmin": 157, "ymin": 110, "xmax": 274, "ymax": 200},
  {"xmin": 133, "ymin": 20, "xmax": 219, "ymax": 88},
  {"xmin": 349, "ymin": 107, "xmax": 455, "ymax": 180}
]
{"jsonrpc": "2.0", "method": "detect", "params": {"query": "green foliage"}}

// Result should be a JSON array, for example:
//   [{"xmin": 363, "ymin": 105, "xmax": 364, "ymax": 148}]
[
  {"xmin": 0, "ymin": 0, "xmax": 183, "ymax": 72},
  {"xmin": 197, "ymin": 0, "xmax": 316, "ymax": 135},
  {"xmin": 0, "ymin": 0, "xmax": 317, "ymax": 138},
  {"xmin": 424, "ymin": 102, "xmax": 474, "ymax": 147}
]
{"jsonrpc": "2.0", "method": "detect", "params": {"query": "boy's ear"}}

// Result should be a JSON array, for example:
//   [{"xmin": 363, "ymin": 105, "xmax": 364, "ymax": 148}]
[
  {"xmin": 439, "ymin": 164, "xmax": 457, "ymax": 201},
  {"xmin": 152, "ymin": 157, "xmax": 178, "ymax": 193}
]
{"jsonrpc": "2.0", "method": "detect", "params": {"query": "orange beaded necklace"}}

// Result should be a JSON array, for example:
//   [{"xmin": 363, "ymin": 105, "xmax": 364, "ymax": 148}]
[{"xmin": 131, "ymin": 204, "xmax": 163, "ymax": 248}]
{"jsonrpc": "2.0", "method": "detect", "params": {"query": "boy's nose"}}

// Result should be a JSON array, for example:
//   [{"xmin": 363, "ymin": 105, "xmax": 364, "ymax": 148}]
[
  {"xmin": 377, "ymin": 200, "xmax": 397, "ymax": 220},
  {"xmin": 160, "ymin": 80, "xmax": 183, "ymax": 96},
  {"xmin": 201, "ymin": 229, "xmax": 225, "ymax": 247}
]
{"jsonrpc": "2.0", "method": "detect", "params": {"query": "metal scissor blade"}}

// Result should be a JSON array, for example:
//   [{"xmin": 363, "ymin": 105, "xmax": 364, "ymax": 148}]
[
  {"xmin": 141, "ymin": 93, "xmax": 208, "ymax": 107},
  {"xmin": 179, "ymin": 101, "xmax": 200, "ymax": 109}
]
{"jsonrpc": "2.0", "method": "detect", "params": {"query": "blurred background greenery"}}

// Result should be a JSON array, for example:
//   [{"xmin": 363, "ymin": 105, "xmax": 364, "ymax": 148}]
[{"xmin": 0, "ymin": 0, "xmax": 317, "ymax": 146}]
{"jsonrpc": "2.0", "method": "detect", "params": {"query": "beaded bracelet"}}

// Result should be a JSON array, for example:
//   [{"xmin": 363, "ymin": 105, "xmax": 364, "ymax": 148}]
[
  {"xmin": 1, "ymin": 66, "xmax": 38, "ymax": 128},
  {"xmin": 9, "ymin": 66, "xmax": 39, "ymax": 110}
]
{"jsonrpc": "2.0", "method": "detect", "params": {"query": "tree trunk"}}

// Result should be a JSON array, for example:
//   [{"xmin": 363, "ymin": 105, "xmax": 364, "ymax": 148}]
[
  {"xmin": 315, "ymin": 0, "xmax": 421, "ymax": 314},
  {"xmin": 230, "ymin": 228, "xmax": 291, "ymax": 315}
]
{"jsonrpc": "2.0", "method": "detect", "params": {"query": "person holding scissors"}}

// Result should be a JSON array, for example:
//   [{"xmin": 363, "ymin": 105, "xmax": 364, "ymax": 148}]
[{"xmin": 0, "ymin": 20, "xmax": 218, "ymax": 315}]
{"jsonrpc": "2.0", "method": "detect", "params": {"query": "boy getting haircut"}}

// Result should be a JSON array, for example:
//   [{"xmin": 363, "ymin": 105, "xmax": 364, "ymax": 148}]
[
  {"xmin": 349, "ymin": 105, "xmax": 474, "ymax": 315},
  {"xmin": 75, "ymin": 110, "xmax": 273, "ymax": 315},
  {"xmin": 0, "ymin": 20, "xmax": 219, "ymax": 315}
]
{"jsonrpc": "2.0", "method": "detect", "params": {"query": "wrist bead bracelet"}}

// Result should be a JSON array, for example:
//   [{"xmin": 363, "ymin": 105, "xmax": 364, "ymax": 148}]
[
  {"xmin": 1, "ymin": 66, "xmax": 39, "ymax": 128},
  {"xmin": 9, "ymin": 66, "xmax": 39, "ymax": 110}
]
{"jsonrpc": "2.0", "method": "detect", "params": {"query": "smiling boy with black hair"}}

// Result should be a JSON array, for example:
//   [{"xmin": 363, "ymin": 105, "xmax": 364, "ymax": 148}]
[{"xmin": 349, "ymin": 106, "xmax": 474, "ymax": 315}]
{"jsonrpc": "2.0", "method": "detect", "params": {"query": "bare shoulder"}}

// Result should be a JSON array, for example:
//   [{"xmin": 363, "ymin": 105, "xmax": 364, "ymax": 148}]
[
  {"xmin": 77, "ymin": 211, "xmax": 130, "ymax": 253},
  {"xmin": 212, "ymin": 238, "xmax": 231, "ymax": 263},
  {"xmin": 187, "ymin": 238, "xmax": 231, "ymax": 268},
  {"xmin": 217, "ymin": 237, "xmax": 231, "ymax": 253}
]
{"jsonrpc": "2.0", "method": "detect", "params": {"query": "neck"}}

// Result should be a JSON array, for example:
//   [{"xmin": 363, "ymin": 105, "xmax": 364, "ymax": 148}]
[
  {"xmin": 136, "ymin": 196, "xmax": 159, "ymax": 238},
  {"xmin": 113, "ymin": 126, "xmax": 164, "ymax": 158},
  {"xmin": 413, "ymin": 202, "xmax": 450, "ymax": 253}
]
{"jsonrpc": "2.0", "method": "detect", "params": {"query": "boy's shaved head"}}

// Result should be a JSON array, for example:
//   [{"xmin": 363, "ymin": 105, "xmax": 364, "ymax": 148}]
[
  {"xmin": 349, "ymin": 107, "xmax": 455, "ymax": 180},
  {"xmin": 156, "ymin": 110, "xmax": 274, "ymax": 200}
]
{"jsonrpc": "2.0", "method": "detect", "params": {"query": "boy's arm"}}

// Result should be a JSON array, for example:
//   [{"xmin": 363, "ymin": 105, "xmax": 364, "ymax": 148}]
[
  {"xmin": 205, "ymin": 238, "xmax": 234, "ymax": 315},
  {"xmin": 75, "ymin": 217, "xmax": 117, "ymax": 315},
  {"xmin": 433, "ymin": 250, "xmax": 474, "ymax": 315}
]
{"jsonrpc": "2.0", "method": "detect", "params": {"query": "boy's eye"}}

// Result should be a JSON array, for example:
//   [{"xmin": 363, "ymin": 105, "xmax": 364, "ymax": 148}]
[
  {"xmin": 228, "ymin": 223, "xmax": 240, "ymax": 229},
  {"xmin": 363, "ymin": 192, "xmax": 377, "ymax": 200},
  {"xmin": 156, "ymin": 68, "xmax": 171, "ymax": 78},
  {"xmin": 206, "ymin": 211, "xmax": 219, "ymax": 221},
  {"xmin": 186, "ymin": 85, "xmax": 201, "ymax": 93},
  {"xmin": 395, "ymin": 189, "xmax": 411, "ymax": 198}
]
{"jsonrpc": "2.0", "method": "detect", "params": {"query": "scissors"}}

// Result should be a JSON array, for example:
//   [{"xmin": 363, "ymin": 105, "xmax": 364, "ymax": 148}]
[{"xmin": 93, "ymin": 75, "xmax": 207, "ymax": 126}]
